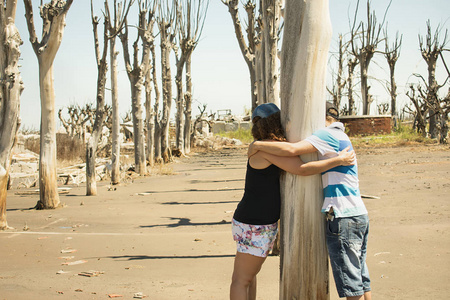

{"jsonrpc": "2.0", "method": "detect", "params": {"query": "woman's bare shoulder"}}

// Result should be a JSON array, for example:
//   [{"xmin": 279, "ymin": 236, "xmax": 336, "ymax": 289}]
[{"xmin": 248, "ymin": 151, "xmax": 272, "ymax": 169}]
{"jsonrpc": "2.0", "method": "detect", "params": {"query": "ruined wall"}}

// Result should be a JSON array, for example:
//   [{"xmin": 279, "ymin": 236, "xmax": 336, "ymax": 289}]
[{"xmin": 340, "ymin": 115, "xmax": 392, "ymax": 136}]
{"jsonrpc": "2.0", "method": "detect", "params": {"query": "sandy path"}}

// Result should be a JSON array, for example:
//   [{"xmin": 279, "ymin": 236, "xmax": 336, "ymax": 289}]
[{"xmin": 1, "ymin": 145, "xmax": 449, "ymax": 299}]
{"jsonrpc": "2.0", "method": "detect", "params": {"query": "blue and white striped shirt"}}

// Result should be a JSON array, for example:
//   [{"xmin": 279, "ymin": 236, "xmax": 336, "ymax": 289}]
[{"xmin": 305, "ymin": 122, "xmax": 368, "ymax": 218}]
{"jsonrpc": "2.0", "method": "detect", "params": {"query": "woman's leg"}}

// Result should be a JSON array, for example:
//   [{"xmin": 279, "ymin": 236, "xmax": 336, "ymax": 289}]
[
  {"xmin": 230, "ymin": 252, "xmax": 266, "ymax": 300},
  {"xmin": 248, "ymin": 276, "xmax": 257, "ymax": 299}
]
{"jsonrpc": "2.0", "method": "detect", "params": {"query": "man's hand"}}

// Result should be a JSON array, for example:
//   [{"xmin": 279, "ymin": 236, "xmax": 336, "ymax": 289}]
[{"xmin": 338, "ymin": 146, "xmax": 356, "ymax": 166}]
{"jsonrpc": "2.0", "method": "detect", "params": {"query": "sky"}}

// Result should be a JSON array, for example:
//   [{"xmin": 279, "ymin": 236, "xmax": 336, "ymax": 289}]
[{"xmin": 12, "ymin": 0, "xmax": 450, "ymax": 130}]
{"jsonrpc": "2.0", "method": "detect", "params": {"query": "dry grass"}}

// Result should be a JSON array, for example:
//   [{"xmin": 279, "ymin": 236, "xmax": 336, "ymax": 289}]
[
  {"xmin": 24, "ymin": 133, "xmax": 86, "ymax": 166},
  {"xmin": 351, "ymin": 123, "xmax": 438, "ymax": 148},
  {"xmin": 148, "ymin": 163, "xmax": 174, "ymax": 176}
]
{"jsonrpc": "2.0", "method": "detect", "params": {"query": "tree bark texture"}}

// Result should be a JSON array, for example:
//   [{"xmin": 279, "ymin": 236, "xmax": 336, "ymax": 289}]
[
  {"xmin": 150, "ymin": 42, "xmax": 162, "ymax": 162},
  {"xmin": 347, "ymin": 57, "xmax": 357, "ymax": 115},
  {"xmin": 0, "ymin": 0, "xmax": 23, "ymax": 228},
  {"xmin": 144, "ymin": 68, "xmax": 154, "ymax": 167},
  {"xmin": 260, "ymin": 0, "xmax": 281, "ymax": 107},
  {"xmin": 86, "ymin": 3, "xmax": 109, "ymax": 196},
  {"xmin": 160, "ymin": 39, "xmax": 173, "ymax": 163},
  {"xmin": 110, "ymin": 37, "xmax": 121, "ymax": 184},
  {"xmin": 336, "ymin": 34, "xmax": 345, "ymax": 109},
  {"xmin": 279, "ymin": 0, "xmax": 331, "ymax": 299},
  {"xmin": 174, "ymin": 51, "xmax": 186, "ymax": 153},
  {"xmin": 183, "ymin": 55, "xmax": 193, "ymax": 154},
  {"xmin": 360, "ymin": 57, "xmax": 372, "ymax": 115},
  {"xmin": 158, "ymin": 14, "xmax": 175, "ymax": 163},
  {"xmin": 23, "ymin": 0, "xmax": 73, "ymax": 209}
]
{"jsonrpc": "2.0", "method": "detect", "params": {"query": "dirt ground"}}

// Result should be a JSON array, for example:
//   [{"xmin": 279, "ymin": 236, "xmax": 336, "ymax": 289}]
[{"xmin": 1, "ymin": 144, "xmax": 449, "ymax": 300}]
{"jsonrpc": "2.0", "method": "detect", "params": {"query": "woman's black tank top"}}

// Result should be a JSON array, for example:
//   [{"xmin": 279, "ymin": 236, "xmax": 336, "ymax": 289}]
[{"xmin": 233, "ymin": 161, "xmax": 281, "ymax": 225}]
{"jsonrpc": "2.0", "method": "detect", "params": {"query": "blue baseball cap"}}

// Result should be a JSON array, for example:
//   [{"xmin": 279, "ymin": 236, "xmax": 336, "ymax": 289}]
[{"xmin": 252, "ymin": 103, "xmax": 280, "ymax": 120}]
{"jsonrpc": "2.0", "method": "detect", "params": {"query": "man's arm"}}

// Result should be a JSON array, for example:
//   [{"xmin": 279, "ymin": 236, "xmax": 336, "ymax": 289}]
[
  {"xmin": 248, "ymin": 139, "xmax": 317, "ymax": 157},
  {"xmin": 257, "ymin": 146, "xmax": 354, "ymax": 176}
]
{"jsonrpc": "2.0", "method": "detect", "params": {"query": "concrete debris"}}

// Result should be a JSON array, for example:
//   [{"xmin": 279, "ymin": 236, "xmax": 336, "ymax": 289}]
[
  {"xmin": 78, "ymin": 271, "xmax": 104, "ymax": 277},
  {"xmin": 61, "ymin": 260, "xmax": 87, "ymax": 266}
]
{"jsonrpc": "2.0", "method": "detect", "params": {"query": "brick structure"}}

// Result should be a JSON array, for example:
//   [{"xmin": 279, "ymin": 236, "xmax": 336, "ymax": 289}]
[{"xmin": 340, "ymin": 115, "xmax": 392, "ymax": 136}]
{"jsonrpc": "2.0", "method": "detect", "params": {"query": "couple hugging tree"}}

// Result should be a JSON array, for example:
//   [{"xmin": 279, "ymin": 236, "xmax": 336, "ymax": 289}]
[{"xmin": 230, "ymin": 102, "xmax": 371, "ymax": 300}]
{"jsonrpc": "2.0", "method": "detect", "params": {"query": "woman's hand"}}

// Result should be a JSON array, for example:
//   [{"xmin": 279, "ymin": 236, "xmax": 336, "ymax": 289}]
[{"xmin": 338, "ymin": 146, "xmax": 356, "ymax": 166}]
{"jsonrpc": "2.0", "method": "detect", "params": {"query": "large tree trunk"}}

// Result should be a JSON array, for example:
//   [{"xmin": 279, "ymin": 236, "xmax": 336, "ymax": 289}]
[
  {"xmin": 24, "ymin": 0, "xmax": 73, "ymax": 210},
  {"xmin": 174, "ymin": 55, "xmax": 186, "ymax": 154},
  {"xmin": 151, "ymin": 43, "xmax": 162, "ymax": 162},
  {"xmin": 0, "ymin": 1, "xmax": 23, "ymax": 229},
  {"xmin": 131, "ymin": 81, "xmax": 147, "ymax": 175},
  {"xmin": 160, "ymin": 35, "xmax": 173, "ymax": 163},
  {"xmin": 110, "ymin": 38, "xmax": 121, "ymax": 184},
  {"xmin": 279, "ymin": 0, "xmax": 332, "ymax": 299},
  {"xmin": 145, "ymin": 69, "xmax": 155, "ymax": 167},
  {"xmin": 37, "ymin": 62, "xmax": 60, "ymax": 209}
]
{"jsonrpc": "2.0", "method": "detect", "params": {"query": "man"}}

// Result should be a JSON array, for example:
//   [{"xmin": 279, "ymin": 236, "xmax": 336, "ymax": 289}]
[{"xmin": 248, "ymin": 102, "xmax": 371, "ymax": 300}]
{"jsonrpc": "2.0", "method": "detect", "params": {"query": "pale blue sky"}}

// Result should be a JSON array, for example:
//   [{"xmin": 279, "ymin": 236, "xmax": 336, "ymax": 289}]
[{"xmin": 14, "ymin": 0, "xmax": 450, "ymax": 129}]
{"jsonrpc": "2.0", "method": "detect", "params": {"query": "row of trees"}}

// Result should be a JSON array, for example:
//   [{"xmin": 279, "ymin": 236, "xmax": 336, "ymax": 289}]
[
  {"xmin": 326, "ymin": 1, "xmax": 449, "ymax": 142},
  {"xmin": 0, "ymin": 0, "xmax": 209, "ymax": 229},
  {"xmin": 222, "ymin": 0, "xmax": 282, "ymax": 111},
  {"xmin": 224, "ymin": 0, "xmax": 450, "ymax": 143}
]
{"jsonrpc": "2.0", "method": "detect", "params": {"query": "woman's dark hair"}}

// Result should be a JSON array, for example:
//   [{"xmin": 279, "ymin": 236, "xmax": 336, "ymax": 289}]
[{"xmin": 251, "ymin": 111, "xmax": 286, "ymax": 141}]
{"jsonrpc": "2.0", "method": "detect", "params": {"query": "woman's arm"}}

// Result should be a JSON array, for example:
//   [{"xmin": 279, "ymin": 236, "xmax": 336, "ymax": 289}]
[{"xmin": 259, "ymin": 146, "xmax": 355, "ymax": 176}]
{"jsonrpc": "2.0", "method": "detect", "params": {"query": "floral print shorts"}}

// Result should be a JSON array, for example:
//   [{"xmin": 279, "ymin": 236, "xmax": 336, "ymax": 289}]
[{"xmin": 232, "ymin": 219, "xmax": 278, "ymax": 258}]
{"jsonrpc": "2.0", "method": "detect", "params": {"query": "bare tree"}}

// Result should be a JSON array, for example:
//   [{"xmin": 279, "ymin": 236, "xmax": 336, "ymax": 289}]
[
  {"xmin": 182, "ymin": 0, "xmax": 208, "ymax": 155},
  {"xmin": 259, "ymin": 0, "xmax": 282, "ymax": 107},
  {"xmin": 144, "ymin": 61, "xmax": 155, "ymax": 166},
  {"xmin": 346, "ymin": 55, "xmax": 358, "ymax": 115},
  {"xmin": 173, "ymin": 0, "xmax": 208, "ymax": 155},
  {"xmin": 384, "ymin": 28, "xmax": 402, "ymax": 126},
  {"xmin": 157, "ymin": 0, "xmax": 177, "ymax": 163},
  {"xmin": 419, "ymin": 20, "xmax": 449, "ymax": 139},
  {"xmin": 328, "ymin": 34, "xmax": 347, "ymax": 109},
  {"xmin": 406, "ymin": 84, "xmax": 427, "ymax": 136},
  {"xmin": 279, "ymin": 0, "xmax": 332, "ymax": 298},
  {"xmin": 222, "ymin": 0, "xmax": 282, "ymax": 111},
  {"xmin": 85, "ymin": 0, "xmax": 111, "ymax": 196},
  {"xmin": 135, "ymin": 0, "xmax": 157, "ymax": 167},
  {"xmin": 58, "ymin": 103, "xmax": 95, "ymax": 140},
  {"xmin": 0, "ymin": 0, "xmax": 23, "ymax": 229},
  {"xmin": 23, "ymin": 0, "xmax": 73, "ymax": 209},
  {"xmin": 149, "ymin": 40, "xmax": 161, "ymax": 163},
  {"xmin": 222, "ymin": 0, "xmax": 257, "ymax": 110},
  {"xmin": 106, "ymin": 0, "xmax": 134, "ymax": 184},
  {"xmin": 119, "ymin": 0, "xmax": 156, "ymax": 175},
  {"xmin": 350, "ymin": 0, "xmax": 390, "ymax": 115}
]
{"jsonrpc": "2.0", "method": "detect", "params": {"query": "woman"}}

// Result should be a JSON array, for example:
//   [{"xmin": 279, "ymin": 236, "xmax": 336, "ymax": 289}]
[{"xmin": 230, "ymin": 103, "xmax": 355, "ymax": 300}]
